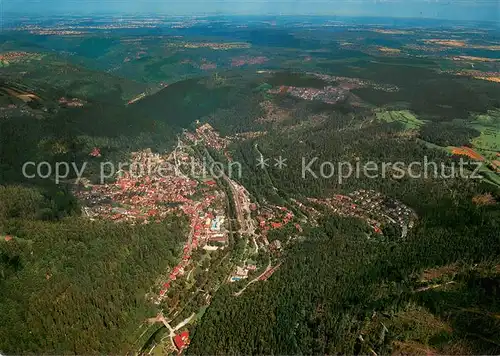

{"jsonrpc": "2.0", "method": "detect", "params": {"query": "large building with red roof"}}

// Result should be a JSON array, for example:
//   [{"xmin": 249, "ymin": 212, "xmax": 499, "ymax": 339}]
[{"xmin": 174, "ymin": 330, "xmax": 190, "ymax": 351}]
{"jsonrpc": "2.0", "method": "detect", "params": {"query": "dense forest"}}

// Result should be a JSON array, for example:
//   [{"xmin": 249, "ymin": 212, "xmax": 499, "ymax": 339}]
[
  {"xmin": 189, "ymin": 199, "xmax": 500, "ymax": 354},
  {"xmin": 0, "ymin": 186, "xmax": 187, "ymax": 354},
  {"xmin": 419, "ymin": 121, "xmax": 481, "ymax": 147}
]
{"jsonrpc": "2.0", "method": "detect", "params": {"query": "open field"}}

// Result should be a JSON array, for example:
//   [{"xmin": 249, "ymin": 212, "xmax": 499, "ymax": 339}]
[
  {"xmin": 375, "ymin": 109, "xmax": 424, "ymax": 130},
  {"xmin": 479, "ymin": 167, "xmax": 500, "ymax": 187},
  {"xmin": 1, "ymin": 86, "xmax": 41, "ymax": 103},
  {"xmin": 377, "ymin": 46, "xmax": 402, "ymax": 54},
  {"xmin": 470, "ymin": 110, "xmax": 500, "ymax": 144},
  {"xmin": 423, "ymin": 39, "xmax": 500, "ymax": 51},
  {"xmin": 453, "ymin": 56, "xmax": 500, "ymax": 63}
]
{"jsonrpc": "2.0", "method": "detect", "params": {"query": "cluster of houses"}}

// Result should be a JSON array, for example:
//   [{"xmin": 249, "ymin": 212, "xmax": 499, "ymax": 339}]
[
  {"xmin": 231, "ymin": 56, "xmax": 269, "ymax": 67},
  {"xmin": 307, "ymin": 190, "xmax": 416, "ymax": 238},
  {"xmin": 183, "ymin": 123, "xmax": 231, "ymax": 152},
  {"xmin": 309, "ymin": 72, "xmax": 399, "ymax": 92},
  {"xmin": 265, "ymin": 72, "xmax": 399, "ymax": 105},
  {"xmin": 0, "ymin": 51, "xmax": 41, "ymax": 64},
  {"xmin": 255, "ymin": 205, "xmax": 297, "ymax": 239},
  {"xmin": 77, "ymin": 173, "xmax": 198, "ymax": 223},
  {"xmin": 58, "ymin": 97, "xmax": 86, "ymax": 108},
  {"xmin": 350, "ymin": 190, "xmax": 416, "ymax": 234},
  {"xmin": 75, "ymin": 149, "xmax": 204, "ymax": 222},
  {"xmin": 166, "ymin": 41, "xmax": 250, "ymax": 50},
  {"xmin": 270, "ymin": 85, "xmax": 348, "ymax": 105}
]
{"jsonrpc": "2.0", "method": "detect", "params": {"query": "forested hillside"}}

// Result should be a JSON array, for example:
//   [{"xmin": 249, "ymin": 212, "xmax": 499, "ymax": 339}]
[
  {"xmin": 0, "ymin": 185, "xmax": 187, "ymax": 354},
  {"xmin": 189, "ymin": 202, "xmax": 500, "ymax": 354},
  {"xmin": 188, "ymin": 70, "xmax": 500, "ymax": 354}
]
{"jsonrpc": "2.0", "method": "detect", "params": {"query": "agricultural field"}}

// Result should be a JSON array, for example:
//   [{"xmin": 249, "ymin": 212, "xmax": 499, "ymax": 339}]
[
  {"xmin": 470, "ymin": 109, "xmax": 500, "ymax": 159},
  {"xmin": 447, "ymin": 109, "xmax": 500, "ymax": 187}
]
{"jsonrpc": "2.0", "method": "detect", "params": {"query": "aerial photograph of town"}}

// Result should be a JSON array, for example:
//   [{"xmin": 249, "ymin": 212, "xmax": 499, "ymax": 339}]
[{"xmin": 0, "ymin": 0, "xmax": 499, "ymax": 354}]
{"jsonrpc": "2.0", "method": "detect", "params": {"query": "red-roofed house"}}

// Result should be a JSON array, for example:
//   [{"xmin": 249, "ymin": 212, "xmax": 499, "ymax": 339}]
[
  {"xmin": 89, "ymin": 147, "xmax": 101, "ymax": 157},
  {"xmin": 271, "ymin": 222, "xmax": 282, "ymax": 229},
  {"xmin": 174, "ymin": 331, "xmax": 190, "ymax": 350},
  {"xmin": 209, "ymin": 236, "xmax": 226, "ymax": 243}
]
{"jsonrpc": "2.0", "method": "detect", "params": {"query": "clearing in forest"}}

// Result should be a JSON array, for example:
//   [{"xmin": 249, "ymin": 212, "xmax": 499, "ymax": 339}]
[
  {"xmin": 375, "ymin": 109, "xmax": 424, "ymax": 130},
  {"xmin": 469, "ymin": 109, "xmax": 500, "ymax": 160}
]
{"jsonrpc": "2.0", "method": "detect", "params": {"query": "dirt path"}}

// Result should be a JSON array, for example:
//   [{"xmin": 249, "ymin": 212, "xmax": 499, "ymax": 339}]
[
  {"xmin": 415, "ymin": 281, "xmax": 455, "ymax": 292},
  {"xmin": 173, "ymin": 313, "xmax": 195, "ymax": 331}
]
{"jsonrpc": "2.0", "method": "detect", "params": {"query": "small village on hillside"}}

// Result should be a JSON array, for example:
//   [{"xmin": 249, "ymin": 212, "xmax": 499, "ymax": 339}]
[{"xmin": 305, "ymin": 190, "xmax": 417, "ymax": 238}]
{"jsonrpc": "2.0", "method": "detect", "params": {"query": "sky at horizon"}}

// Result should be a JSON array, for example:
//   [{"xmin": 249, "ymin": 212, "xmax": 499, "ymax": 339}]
[{"xmin": 2, "ymin": 0, "xmax": 499, "ymax": 22}]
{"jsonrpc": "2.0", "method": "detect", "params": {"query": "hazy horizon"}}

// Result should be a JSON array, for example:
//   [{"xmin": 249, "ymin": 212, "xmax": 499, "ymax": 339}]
[{"xmin": 3, "ymin": 0, "xmax": 499, "ymax": 22}]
